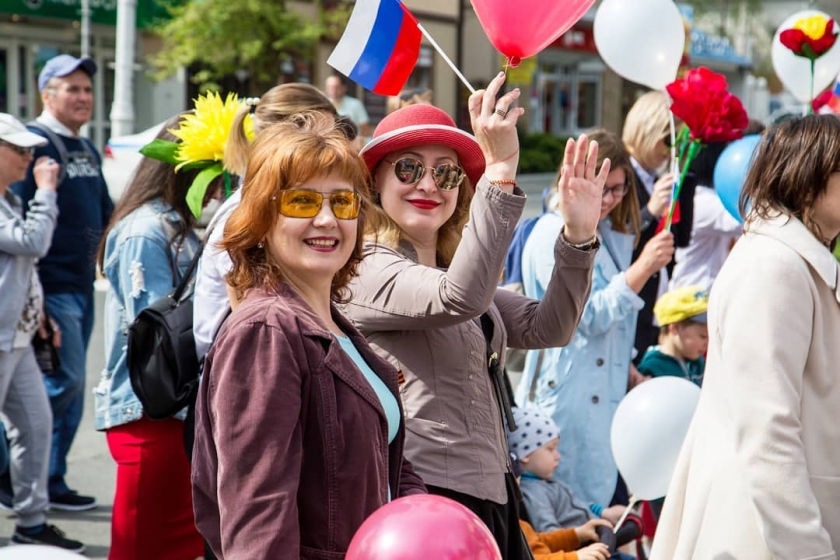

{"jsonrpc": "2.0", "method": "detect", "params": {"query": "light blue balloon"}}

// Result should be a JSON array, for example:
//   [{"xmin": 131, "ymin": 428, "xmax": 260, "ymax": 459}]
[{"xmin": 713, "ymin": 135, "xmax": 762, "ymax": 223}]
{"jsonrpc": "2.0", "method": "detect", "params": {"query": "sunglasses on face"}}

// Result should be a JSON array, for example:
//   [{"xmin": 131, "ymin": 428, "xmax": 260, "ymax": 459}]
[
  {"xmin": 602, "ymin": 182, "xmax": 630, "ymax": 199},
  {"xmin": 388, "ymin": 157, "xmax": 466, "ymax": 191},
  {"xmin": 279, "ymin": 189, "xmax": 361, "ymax": 220},
  {"xmin": 0, "ymin": 141, "xmax": 34, "ymax": 156}
]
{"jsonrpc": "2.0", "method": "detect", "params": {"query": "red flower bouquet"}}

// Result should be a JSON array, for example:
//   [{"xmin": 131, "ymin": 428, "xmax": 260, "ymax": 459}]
[
  {"xmin": 666, "ymin": 67, "xmax": 749, "ymax": 144},
  {"xmin": 663, "ymin": 67, "xmax": 748, "ymax": 229},
  {"xmin": 780, "ymin": 15, "xmax": 838, "ymax": 60}
]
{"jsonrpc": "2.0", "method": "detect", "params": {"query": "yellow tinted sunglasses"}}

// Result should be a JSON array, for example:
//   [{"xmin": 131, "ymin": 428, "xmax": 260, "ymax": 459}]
[{"xmin": 279, "ymin": 189, "xmax": 361, "ymax": 220}]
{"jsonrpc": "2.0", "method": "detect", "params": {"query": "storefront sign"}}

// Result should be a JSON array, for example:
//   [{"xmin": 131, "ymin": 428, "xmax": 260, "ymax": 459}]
[
  {"xmin": 1, "ymin": 0, "xmax": 169, "ymax": 29},
  {"xmin": 551, "ymin": 26, "xmax": 598, "ymax": 54}
]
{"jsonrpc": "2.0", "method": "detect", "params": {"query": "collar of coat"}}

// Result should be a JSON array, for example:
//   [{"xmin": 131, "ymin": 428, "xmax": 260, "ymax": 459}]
[{"xmin": 747, "ymin": 212, "xmax": 840, "ymax": 303}]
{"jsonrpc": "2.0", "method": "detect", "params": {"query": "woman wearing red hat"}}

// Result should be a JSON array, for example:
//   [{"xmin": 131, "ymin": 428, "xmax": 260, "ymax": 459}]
[{"xmin": 345, "ymin": 72, "xmax": 608, "ymax": 559}]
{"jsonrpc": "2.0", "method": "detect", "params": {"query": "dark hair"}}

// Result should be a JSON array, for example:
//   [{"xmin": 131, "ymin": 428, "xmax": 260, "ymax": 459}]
[
  {"xmin": 222, "ymin": 113, "xmax": 371, "ymax": 304},
  {"xmin": 740, "ymin": 114, "xmax": 840, "ymax": 243},
  {"xmin": 96, "ymin": 113, "xmax": 218, "ymax": 269},
  {"xmin": 687, "ymin": 141, "xmax": 728, "ymax": 189}
]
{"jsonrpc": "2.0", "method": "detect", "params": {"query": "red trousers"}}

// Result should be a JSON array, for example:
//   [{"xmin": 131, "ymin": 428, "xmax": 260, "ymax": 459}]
[{"xmin": 106, "ymin": 416, "xmax": 204, "ymax": 560}]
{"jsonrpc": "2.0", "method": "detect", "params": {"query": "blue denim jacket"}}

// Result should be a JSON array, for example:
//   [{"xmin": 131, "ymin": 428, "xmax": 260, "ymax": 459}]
[
  {"xmin": 515, "ymin": 213, "xmax": 643, "ymax": 507},
  {"xmin": 94, "ymin": 199, "xmax": 199, "ymax": 430}
]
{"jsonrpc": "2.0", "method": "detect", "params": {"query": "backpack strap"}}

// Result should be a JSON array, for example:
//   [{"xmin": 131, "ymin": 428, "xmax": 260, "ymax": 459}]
[
  {"xmin": 479, "ymin": 313, "xmax": 518, "ymax": 432},
  {"xmin": 26, "ymin": 122, "xmax": 70, "ymax": 184}
]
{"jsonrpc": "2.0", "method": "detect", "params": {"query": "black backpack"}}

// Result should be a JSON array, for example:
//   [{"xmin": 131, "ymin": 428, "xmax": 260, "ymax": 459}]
[{"xmin": 127, "ymin": 244, "xmax": 204, "ymax": 420}]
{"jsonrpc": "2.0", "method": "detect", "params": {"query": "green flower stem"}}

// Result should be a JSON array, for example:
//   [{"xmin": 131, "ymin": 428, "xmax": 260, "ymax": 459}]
[
  {"xmin": 809, "ymin": 59, "xmax": 815, "ymax": 115},
  {"xmin": 665, "ymin": 140, "xmax": 702, "ymax": 232}
]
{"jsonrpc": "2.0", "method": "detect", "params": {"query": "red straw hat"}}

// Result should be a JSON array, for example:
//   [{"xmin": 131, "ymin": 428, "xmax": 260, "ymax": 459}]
[{"xmin": 361, "ymin": 104, "xmax": 485, "ymax": 188}]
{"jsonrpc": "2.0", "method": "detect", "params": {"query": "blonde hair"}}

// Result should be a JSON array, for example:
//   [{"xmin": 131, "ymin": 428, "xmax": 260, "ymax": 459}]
[
  {"xmin": 224, "ymin": 83, "xmax": 337, "ymax": 176},
  {"xmin": 621, "ymin": 91, "xmax": 672, "ymax": 170},
  {"xmin": 366, "ymin": 166, "xmax": 472, "ymax": 267}
]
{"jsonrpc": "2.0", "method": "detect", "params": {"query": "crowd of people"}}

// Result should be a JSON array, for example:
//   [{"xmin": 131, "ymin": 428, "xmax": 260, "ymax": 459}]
[{"xmin": 0, "ymin": 52, "xmax": 837, "ymax": 560}]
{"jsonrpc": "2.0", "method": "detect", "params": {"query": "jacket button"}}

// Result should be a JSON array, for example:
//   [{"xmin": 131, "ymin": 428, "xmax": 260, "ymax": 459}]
[
  {"xmin": 548, "ymin": 380, "xmax": 556, "ymax": 389},
  {"xmin": 591, "ymin": 396, "xmax": 599, "ymax": 404},
  {"xmin": 596, "ymin": 358, "xmax": 604, "ymax": 366}
]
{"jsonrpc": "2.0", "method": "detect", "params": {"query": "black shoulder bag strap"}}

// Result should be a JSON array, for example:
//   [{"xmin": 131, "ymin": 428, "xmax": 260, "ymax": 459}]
[{"xmin": 479, "ymin": 313, "xmax": 518, "ymax": 432}]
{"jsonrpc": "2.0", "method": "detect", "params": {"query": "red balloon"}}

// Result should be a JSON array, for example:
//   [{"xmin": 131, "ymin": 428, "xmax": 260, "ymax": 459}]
[
  {"xmin": 471, "ymin": 0, "xmax": 598, "ymax": 61},
  {"xmin": 346, "ymin": 495, "xmax": 502, "ymax": 560}
]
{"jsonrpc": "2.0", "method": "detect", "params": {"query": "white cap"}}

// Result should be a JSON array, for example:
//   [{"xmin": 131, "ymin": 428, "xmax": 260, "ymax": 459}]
[{"xmin": 0, "ymin": 113, "xmax": 48, "ymax": 148}]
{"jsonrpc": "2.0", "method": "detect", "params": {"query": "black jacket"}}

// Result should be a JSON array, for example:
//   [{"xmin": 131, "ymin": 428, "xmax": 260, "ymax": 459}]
[{"xmin": 630, "ymin": 169, "xmax": 696, "ymax": 363}]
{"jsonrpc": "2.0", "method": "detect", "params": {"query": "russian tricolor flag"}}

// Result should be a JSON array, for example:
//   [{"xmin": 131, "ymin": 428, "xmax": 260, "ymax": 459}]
[{"xmin": 327, "ymin": 0, "xmax": 422, "ymax": 96}]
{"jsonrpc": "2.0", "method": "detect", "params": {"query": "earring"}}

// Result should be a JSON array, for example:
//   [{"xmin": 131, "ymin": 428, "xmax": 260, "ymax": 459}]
[{"xmin": 257, "ymin": 241, "xmax": 264, "ymax": 249}]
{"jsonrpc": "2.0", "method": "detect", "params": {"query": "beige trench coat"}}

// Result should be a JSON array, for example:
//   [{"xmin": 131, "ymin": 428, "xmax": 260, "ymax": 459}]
[{"xmin": 651, "ymin": 214, "xmax": 840, "ymax": 560}]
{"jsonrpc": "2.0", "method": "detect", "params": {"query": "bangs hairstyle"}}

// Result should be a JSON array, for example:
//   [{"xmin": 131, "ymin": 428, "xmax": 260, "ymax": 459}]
[
  {"xmin": 367, "ymin": 162, "xmax": 472, "ymax": 267},
  {"xmin": 224, "ymin": 83, "xmax": 338, "ymax": 176},
  {"xmin": 553, "ymin": 129, "xmax": 640, "ymax": 242},
  {"xmin": 740, "ymin": 114, "xmax": 840, "ymax": 244},
  {"xmin": 222, "ymin": 112, "xmax": 372, "ymax": 303},
  {"xmin": 621, "ymin": 91, "xmax": 672, "ymax": 170}
]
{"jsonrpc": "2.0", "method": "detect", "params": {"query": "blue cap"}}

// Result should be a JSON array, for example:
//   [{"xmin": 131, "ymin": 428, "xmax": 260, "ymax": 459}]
[{"xmin": 38, "ymin": 55, "xmax": 97, "ymax": 91}]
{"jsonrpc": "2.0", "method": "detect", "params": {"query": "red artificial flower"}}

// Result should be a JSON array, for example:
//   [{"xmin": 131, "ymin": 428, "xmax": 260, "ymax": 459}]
[
  {"xmin": 780, "ymin": 16, "xmax": 838, "ymax": 60},
  {"xmin": 666, "ymin": 67, "xmax": 749, "ymax": 144}
]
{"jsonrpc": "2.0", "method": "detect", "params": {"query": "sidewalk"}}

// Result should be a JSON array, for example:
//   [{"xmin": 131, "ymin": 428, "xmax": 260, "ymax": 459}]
[{"xmin": 0, "ymin": 289, "xmax": 114, "ymax": 558}]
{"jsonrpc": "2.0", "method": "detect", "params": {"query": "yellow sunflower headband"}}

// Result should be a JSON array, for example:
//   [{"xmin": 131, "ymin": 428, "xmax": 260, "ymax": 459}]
[{"xmin": 139, "ymin": 91, "xmax": 253, "ymax": 218}]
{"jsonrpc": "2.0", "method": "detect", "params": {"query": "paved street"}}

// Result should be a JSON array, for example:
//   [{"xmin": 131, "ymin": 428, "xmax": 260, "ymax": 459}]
[{"xmin": 0, "ymin": 173, "xmax": 555, "ymax": 557}]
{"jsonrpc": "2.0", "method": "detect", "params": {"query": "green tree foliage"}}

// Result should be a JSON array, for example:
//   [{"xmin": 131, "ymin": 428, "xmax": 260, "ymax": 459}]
[{"xmin": 150, "ymin": 0, "xmax": 325, "ymax": 94}]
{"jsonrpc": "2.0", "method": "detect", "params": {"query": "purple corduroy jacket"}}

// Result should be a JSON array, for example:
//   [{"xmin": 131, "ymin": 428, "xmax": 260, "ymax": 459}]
[{"xmin": 191, "ymin": 281, "xmax": 427, "ymax": 559}]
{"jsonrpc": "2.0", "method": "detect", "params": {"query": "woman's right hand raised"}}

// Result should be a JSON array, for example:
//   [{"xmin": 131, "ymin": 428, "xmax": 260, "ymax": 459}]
[
  {"xmin": 33, "ymin": 156, "xmax": 60, "ymax": 192},
  {"xmin": 468, "ymin": 71, "xmax": 524, "ymax": 187}
]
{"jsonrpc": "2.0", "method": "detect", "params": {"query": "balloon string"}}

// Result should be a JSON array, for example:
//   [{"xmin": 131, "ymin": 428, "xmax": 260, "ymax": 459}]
[{"xmin": 613, "ymin": 496, "xmax": 639, "ymax": 533}]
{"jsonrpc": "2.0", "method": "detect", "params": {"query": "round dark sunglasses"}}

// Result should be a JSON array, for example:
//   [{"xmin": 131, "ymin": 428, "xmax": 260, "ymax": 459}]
[{"xmin": 388, "ymin": 157, "xmax": 466, "ymax": 191}]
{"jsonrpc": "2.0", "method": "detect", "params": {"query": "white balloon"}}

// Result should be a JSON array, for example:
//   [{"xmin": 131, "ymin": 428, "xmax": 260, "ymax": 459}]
[
  {"xmin": 610, "ymin": 377, "xmax": 700, "ymax": 501},
  {"xmin": 594, "ymin": 0, "xmax": 686, "ymax": 90},
  {"xmin": 0, "ymin": 546, "xmax": 81, "ymax": 559},
  {"xmin": 771, "ymin": 11, "xmax": 840, "ymax": 103}
]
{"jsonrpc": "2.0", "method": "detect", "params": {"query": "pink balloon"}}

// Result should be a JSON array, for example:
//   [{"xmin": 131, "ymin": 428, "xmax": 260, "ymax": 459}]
[
  {"xmin": 346, "ymin": 495, "xmax": 502, "ymax": 560},
  {"xmin": 471, "ymin": 0, "xmax": 597, "ymax": 62}
]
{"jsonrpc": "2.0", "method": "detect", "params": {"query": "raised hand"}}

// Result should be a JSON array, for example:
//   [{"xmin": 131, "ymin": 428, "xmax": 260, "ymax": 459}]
[
  {"xmin": 556, "ymin": 135, "xmax": 610, "ymax": 244},
  {"xmin": 33, "ymin": 156, "xmax": 60, "ymax": 192},
  {"xmin": 648, "ymin": 172, "xmax": 675, "ymax": 217},
  {"xmin": 467, "ymin": 71, "xmax": 525, "ymax": 188}
]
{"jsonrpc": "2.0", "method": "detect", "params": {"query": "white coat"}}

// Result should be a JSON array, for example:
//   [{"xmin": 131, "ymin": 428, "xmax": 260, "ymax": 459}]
[{"xmin": 651, "ymin": 214, "xmax": 840, "ymax": 560}]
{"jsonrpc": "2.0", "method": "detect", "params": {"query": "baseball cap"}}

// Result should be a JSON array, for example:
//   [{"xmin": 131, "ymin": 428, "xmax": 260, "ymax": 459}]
[
  {"xmin": 0, "ymin": 113, "xmax": 48, "ymax": 148},
  {"xmin": 38, "ymin": 54, "xmax": 97, "ymax": 92},
  {"xmin": 654, "ymin": 286, "xmax": 709, "ymax": 326}
]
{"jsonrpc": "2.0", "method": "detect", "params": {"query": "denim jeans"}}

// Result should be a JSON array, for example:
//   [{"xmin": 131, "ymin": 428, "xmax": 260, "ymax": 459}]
[{"xmin": 44, "ymin": 291, "xmax": 94, "ymax": 496}]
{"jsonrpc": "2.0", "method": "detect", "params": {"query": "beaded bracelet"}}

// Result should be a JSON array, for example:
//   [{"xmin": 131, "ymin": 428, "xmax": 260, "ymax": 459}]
[{"xmin": 488, "ymin": 178, "xmax": 517, "ymax": 188}]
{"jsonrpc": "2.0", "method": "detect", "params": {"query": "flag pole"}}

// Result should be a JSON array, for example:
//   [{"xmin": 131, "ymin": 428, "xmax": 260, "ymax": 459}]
[{"xmin": 417, "ymin": 24, "xmax": 475, "ymax": 94}]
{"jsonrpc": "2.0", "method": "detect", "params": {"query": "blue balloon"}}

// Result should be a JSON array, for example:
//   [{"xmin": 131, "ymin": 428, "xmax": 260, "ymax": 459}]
[{"xmin": 713, "ymin": 135, "xmax": 762, "ymax": 223}]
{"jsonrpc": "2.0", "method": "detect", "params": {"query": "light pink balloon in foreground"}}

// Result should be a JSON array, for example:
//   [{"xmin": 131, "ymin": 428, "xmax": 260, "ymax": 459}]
[{"xmin": 346, "ymin": 494, "xmax": 502, "ymax": 560}]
